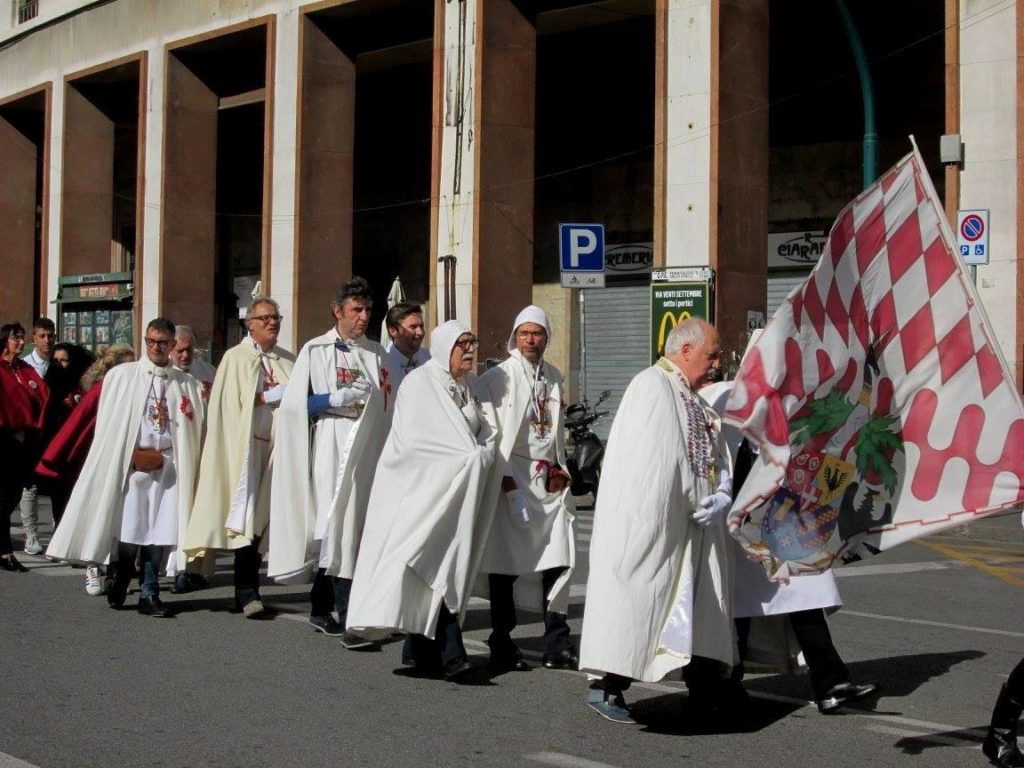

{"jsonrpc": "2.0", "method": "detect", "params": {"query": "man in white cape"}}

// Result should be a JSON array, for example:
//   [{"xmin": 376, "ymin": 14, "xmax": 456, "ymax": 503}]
[
  {"xmin": 47, "ymin": 318, "xmax": 204, "ymax": 618},
  {"xmin": 268, "ymin": 277, "xmax": 392, "ymax": 649},
  {"xmin": 183, "ymin": 297, "xmax": 295, "ymax": 618},
  {"xmin": 478, "ymin": 305, "xmax": 578, "ymax": 673},
  {"xmin": 168, "ymin": 323, "xmax": 218, "ymax": 592},
  {"xmin": 348, "ymin": 320, "xmax": 504, "ymax": 678},
  {"xmin": 578, "ymin": 318, "xmax": 736, "ymax": 723},
  {"xmin": 702, "ymin": 365, "xmax": 878, "ymax": 714}
]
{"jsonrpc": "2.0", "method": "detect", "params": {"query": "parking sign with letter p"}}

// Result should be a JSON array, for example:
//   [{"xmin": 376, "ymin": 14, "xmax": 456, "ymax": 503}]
[{"xmin": 559, "ymin": 223, "xmax": 605, "ymax": 272}]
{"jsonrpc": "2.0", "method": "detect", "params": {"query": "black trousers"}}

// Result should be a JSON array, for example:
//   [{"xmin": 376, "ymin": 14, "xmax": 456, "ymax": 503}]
[
  {"xmin": 310, "ymin": 569, "xmax": 352, "ymax": 626},
  {"xmin": 403, "ymin": 603, "xmax": 467, "ymax": 670},
  {"xmin": 0, "ymin": 431, "xmax": 30, "ymax": 555},
  {"xmin": 488, "ymin": 567, "xmax": 571, "ymax": 657},
  {"xmin": 234, "ymin": 538, "xmax": 262, "ymax": 608},
  {"xmin": 736, "ymin": 608, "xmax": 849, "ymax": 698},
  {"xmin": 1005, "ymin": 657, "xmax": 1024, "ymax": 701}
]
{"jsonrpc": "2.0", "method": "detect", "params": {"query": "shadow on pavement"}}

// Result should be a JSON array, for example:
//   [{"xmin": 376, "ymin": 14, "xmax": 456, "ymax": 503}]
[{"xmin": 630, "ymin": 693, "xmax": 803, "ymax": 734}]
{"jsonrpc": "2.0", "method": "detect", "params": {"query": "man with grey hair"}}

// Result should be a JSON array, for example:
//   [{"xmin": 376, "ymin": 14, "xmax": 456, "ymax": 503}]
[
  {"xmin": 183, "ymin": 296, "xmax": 295, "ymax": 617},
  {"xmin": 170, "ymin": 325, "xmax": 217, "ymax": 403},
  {"xmin": 168, "ymin": 323, "xmax": 219, "ymax": 593},
  {"xmin": 578, "ymin": 317, "xmax": 738, "ymax": 723}
]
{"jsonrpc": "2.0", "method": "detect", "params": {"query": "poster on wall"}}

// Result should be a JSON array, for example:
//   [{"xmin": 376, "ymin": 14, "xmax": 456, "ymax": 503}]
[{"xmin": 649, "ymin": 281, "xmax": 710, "ymax": 363}]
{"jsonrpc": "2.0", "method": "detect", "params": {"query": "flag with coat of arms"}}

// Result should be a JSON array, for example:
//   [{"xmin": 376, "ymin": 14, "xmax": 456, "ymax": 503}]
[{"xmin": 724, "ymin": 145, "xmax": 1024, "ymax": 578}]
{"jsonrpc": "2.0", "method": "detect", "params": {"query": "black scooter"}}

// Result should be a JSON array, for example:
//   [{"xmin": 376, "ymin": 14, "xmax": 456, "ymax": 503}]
[{"xmin": 565, "ymin": 389, "xmax": 610, "ymax": 497}]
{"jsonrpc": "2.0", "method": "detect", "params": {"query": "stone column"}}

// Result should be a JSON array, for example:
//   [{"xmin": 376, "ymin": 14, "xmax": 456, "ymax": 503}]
[{"xmin": 433, "ymin": 0, "xmax": 535, "ymax": 360}]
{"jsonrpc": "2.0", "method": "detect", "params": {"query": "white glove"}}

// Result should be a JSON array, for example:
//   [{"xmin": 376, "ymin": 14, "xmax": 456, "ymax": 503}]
[
  {"xmin": 506, "ymin": 489, "xmax": 532, "ymax": 528},
  {"xmin": 692, "ymin": 491, "xmax": 731, "ymax": 527},
  {"xmin": 329, "ymin": 379, "xmax": 372, "ymax": 408},
  {"xmin": 261, "ymin": 384, "xmax": 285, "ymax": 406}
]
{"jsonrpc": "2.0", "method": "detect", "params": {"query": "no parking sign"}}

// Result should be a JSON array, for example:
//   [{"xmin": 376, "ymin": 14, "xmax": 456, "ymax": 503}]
[{"xmin": 956, "ymin": 209, "xmax": 990, "ymax": 266}]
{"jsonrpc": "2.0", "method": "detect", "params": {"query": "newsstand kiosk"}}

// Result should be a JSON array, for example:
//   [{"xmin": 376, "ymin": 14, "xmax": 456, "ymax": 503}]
[{"xmin": 55, "ymin": 272, "xmax": 135, "ymax": 353}]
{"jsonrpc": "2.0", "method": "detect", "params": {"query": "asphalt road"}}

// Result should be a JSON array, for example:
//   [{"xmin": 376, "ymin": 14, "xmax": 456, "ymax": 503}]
[{"xmin": 2, "ymin": 502, "xmax": 1022, "ymax": 768}]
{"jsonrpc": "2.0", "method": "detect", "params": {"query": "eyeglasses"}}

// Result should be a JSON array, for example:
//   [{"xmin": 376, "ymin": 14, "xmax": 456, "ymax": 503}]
[
  {"xmin": 455, "ymin": 337, "xmax": 480, "ymax": 351},
  {"xmin": 250, "ymin": 314, "xmax": 283, "ymax": 324},
  {"xmin": 145, "ymin": 338, "xmax": 171, "ymax": 348}
]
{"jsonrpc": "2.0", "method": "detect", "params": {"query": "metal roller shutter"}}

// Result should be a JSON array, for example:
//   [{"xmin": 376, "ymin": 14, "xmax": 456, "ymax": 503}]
[
  {"xmin": 767, "ymin": 271, "xmax": 811, "ymax": 319},
  {"xmin": 579, "ymin": 286, "xmax": 650, "ymax": 441}
]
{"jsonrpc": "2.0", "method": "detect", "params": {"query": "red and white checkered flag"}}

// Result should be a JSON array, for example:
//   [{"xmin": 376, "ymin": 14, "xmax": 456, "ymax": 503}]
[{"xmin": 724, "ymin": 148, "xmax": 1024, "ymax": 578}]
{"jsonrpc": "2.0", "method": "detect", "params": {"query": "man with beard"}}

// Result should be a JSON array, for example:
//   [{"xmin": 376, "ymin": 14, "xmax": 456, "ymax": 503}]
[{"xmin": 479, "ymin": 306, "xmax": 577, "ymax": 673}]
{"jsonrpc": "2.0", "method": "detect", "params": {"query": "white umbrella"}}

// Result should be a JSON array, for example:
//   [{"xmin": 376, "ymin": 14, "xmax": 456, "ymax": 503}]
[{"xmin": 380, "ymin": 276, "xmax": 406, "ymax": 349}]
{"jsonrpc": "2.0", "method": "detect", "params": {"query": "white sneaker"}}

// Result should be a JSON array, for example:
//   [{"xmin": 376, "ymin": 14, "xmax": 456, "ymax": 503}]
[
  {"xmin": 23, "ymin": 534, "xmax": 43, "ymax": 555},
  {"xmin": 85, "ymin": 566, "xmax": 106, "ymax": 596}
]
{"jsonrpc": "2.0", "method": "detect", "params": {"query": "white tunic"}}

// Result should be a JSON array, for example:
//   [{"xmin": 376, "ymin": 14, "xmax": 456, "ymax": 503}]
[
  {"xmin": 120, "ymin": 374, "xmax": 177, "ymax": 546},
  {"xmin": 479, "ymin": 351, "xmax": 575, "ymax": 610},
  {"xmin": 386, "ymin": 345, "xmax": 431, "ymax": 392}
]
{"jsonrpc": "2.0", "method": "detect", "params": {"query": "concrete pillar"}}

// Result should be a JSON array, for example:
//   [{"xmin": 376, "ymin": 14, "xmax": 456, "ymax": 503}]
[
  {"xmin": 433, "ymin": 0, "xmax": 535, "ymax": 360},
  {"xmin": 959, "ymin": 0, "xmax": 1018, "ymax": 384},
  {"xmin": 657, "ymin": 0, "xmax": 768, "ymax": 356},
  {"xmin": 712, "ymin": 0, "xmax": 769, "ymax": 355},
  {"xmin": 269, "ymin": 7, "xmax": 300, "ymax": 350},
  {"xmin": 61, "ymin": 83, "xmax": 114, "ymax": 276},
  {"xmin": 294, "ymin": 13, "xmax": 355, "ymax": 345},
  {"xmin": 161, "ymin": 53, "xmax": 218, "ymax": 343},
  {"xmin": 0, "ymin": 109, "xmax": 40, "ymax": 323}
]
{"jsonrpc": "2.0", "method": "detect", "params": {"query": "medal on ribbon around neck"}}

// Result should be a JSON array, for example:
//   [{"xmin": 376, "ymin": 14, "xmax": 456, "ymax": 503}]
[{"xmin": 148, "ymin": 398, "xmax": 169, "ymax": 434}]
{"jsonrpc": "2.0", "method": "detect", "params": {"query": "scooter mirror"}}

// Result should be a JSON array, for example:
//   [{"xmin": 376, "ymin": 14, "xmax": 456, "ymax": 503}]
[{"xmin": 597, "ymin": 389, "xmax": 611, "ymax": 404}]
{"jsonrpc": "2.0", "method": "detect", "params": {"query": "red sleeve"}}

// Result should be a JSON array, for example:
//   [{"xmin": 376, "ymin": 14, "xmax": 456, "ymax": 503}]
[{"xmin": 36, "ymin": 382, "xmax": 101, "ymax": 482}]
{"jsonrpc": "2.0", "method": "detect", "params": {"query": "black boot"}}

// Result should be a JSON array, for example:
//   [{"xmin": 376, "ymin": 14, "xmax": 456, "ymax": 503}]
[{"xmin": 984, "ymin": 684, "xmax": 1024, "ymax": 768}]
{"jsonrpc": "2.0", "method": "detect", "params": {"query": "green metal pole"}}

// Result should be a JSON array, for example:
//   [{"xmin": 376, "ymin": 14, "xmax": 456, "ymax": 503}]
[{"xmin": 834, "ymin": 0, "xmax": 878, "ymax": 188}]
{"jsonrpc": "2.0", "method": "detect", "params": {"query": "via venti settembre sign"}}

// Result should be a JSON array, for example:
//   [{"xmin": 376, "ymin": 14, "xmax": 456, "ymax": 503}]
[{"xmin": 650, "ymin": 281, "xmax": 710, "ymax": 363}]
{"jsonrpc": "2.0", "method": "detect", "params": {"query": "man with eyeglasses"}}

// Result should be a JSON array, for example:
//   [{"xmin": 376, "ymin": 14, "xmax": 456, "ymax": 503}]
[
  {"xmin": 384, "ymin": 302, "xmax": 430, "ymax": 391},
  {"xmin": 184, "ymin": 297, "xmax": 295, "ymax": 618},
  {"xmin": 48, "ymin": 318, "xmax": 205, "ymax": 618},
  {"xmin": 478, "ymin": 305, "xmax": 578, "ymax": 673},
  {"xmin": 269, "ymin": 277, "xmax": 393, "ymax": 650},
  {"xmin": 19, "ymin": 316, "xmax": 56, "ymax": 556}
]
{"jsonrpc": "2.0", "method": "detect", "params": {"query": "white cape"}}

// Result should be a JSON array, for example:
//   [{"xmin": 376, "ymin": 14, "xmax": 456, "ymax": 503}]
[
  {"xmin": 267, "ymin": 330, "xmax": 392, "ymax": 582},
  {"xmin": 579, "ymin": 362, "xmax": 735, "ymax": 682},
  {"xmin": 183, "ymin": 340, "xmax": 294, "ymax": 558},
  {"xmin": 478, "ymin": 352, "xmax": 576, "ymax": 613},
  {"xmin": 47, "ymin": 359, "xmax": 204, "ymax": 568},
  {"xmin": 347, "ymin": 363, "xmax": 504, "ymax": 638}
]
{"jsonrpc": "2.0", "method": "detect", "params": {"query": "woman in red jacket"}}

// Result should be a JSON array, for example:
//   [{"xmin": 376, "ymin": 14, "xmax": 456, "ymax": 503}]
[{"xmin": 0, "ymin": 322, "xmax": 49, "ymax": 572}]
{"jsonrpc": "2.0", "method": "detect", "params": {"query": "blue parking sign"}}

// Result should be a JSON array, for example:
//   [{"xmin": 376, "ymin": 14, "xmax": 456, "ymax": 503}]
[{"xmin": 559, "ymin": 224, "xmax": 605, "ymax": 272}]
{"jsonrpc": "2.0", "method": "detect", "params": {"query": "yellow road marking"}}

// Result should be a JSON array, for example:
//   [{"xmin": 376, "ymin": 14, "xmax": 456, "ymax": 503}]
[{"xmin": 915, "ymin": 540, "xmax": 1024, "ymax": 586}]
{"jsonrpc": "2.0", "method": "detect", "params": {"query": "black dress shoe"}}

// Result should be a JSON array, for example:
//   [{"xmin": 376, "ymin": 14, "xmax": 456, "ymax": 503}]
[
  {"xmin": 816, "ymin": 681, "xmax": 878, "ymax": 713},
  {"xmin": 543, "ymin": 648, "xmax": 579, "ymax": 670},
  {"xmin": 137, "ymin": 596, "xmax": 174, "ymax": 618},
  {"xmin": 442, "ymin": 658, "xmax": 472, "ymax": 680},
  {"xmin": 0, "ymin": 554, "xmax": 28, "ymax": 572},
  {"xmin": 170, "ymin": 572, "xmax": 208, "ymax": 594},
  {"xmin": 984, "ymin": 728, "xmax": 1024, "ymax": 768},
  {"xmin": 489, "ymin": 649, "xmax": 530, "ymax": 673}
]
